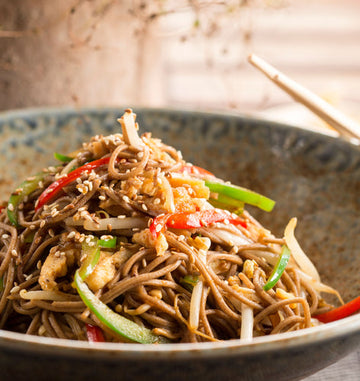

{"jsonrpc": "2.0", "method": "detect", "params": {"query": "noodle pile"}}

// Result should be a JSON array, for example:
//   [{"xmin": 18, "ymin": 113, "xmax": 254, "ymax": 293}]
[{"xmin": 0, "ymin": 109, "xmax": 338, "ymax": 343}]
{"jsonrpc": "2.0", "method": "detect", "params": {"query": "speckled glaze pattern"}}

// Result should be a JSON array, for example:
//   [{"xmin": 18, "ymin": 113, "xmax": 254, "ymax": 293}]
[{"xmin": 0, "ymin": 107, "xmax": 359, "ymax": 381}]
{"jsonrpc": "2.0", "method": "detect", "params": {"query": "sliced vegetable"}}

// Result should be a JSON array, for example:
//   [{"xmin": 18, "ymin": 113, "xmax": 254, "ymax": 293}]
[
  {"xmin": 118, "ymin": 109, "xmax": 144, "ymax": 150},
  {"xmin": 180, "ymin": 274, "xmax": 199, "ymax": 291},
  {"xmin": 54, "ymin": 152, "xmax": 73, "ymax": 163},
  {"xmin": 240, "ymin": 303, "xmax": 254, "ymax": 340},
  {"xmin": 263, "ymin": 245, "xmax": 291, "ymax": 291},
  {"xmin": 86, "ymin": 324, "xmax": 105, "ymax": 342},
  {"xmin": 180, "ymin": 164, "xmax": 215, "ymax": 177},
  {"xmin": 8, "ymin": 172, "xmax": 46, "ymax": 226},
  {"xmin": 78, "ymin": 238, "xmax": 101, "ymax": 281},
  {"xmin": 74, "ymin": 270, "xmax": 169, "ymax": 344},
  {"xmin": 189, "ymin": 279, "xmax": 203, "ymax": 330},
  {"xmin": 150, "ymin": 209, "xmax": 247, "ymax": 239},
  {"xmin": 99, "ymin": 237, "xmax": 117, "ymax": 249},
  {"xmin": 36, "ymin": 157, "xmax": 111, "ymax": 212},
  {"xmin": 284, "ymin": 218, "xmax": 320, "ymax": 282},
  {"xmin": 209, "ymin": 193, "xmax": 245, "ymax": 214},
  {"xmin": 83, "ymin": 217, "xmax": 148, "ymax": 232},
  {"xmin": 314, "ymin": 296, "xmax": 360, "ymax": 323},
  {"xmin": 205, "ymin": 180, "xmax": 275, "ymax": 212},
  {"xmin": 0, "ymin": 277, "xmax": 3, "ymax": 292}
]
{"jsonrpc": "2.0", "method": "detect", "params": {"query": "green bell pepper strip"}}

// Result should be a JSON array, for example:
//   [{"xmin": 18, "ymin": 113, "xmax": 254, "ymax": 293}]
[
  {"xmin": 54, "ymin": 152, "xmax": 73, "ymax": 163},
  {"xmin": 0, "ymin": 277, "xmax": 3, "ymax": 293},
  {"xmin": 263, "ymin": 245, "xmax": 291, "ymax": 291},
  {"xmin": 74, "ymin": 270, "xmax": 169, "ymax": 344},
  {"xmin": 205, "ymin": 180, "xmax": 275, "ymax": 212},
  {"xmin": 209, "ymin": 193, "xmax": 245, "ymax": 215},
  {"xmin": 98, "ymin": 237, "xmax": 117, "ymax": 249},
  {"xmin": 7, "ymin": 172, "xmax": 47, "ymax": 226},
  {"xmin": 78, "ymin": 238, "xmax": 101, "ymax": 281}
]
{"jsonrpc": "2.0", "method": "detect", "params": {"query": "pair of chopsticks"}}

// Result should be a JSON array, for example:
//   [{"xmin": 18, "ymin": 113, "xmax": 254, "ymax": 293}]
[{"xmin": 248, "ymin": 54, "xmax": 360, "ymax": 144}]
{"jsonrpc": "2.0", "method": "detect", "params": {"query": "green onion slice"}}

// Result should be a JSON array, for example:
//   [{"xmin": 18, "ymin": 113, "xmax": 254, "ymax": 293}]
[
  {"xmin": 54, "ymin": 152, "xmax": 73, "ymax": 162},
  {"xmin": 263, "ymin": 245, "xmax": 291, "ymax": 291}
]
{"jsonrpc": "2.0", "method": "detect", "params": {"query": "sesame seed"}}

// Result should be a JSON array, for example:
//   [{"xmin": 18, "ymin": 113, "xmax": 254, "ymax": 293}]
[
  {"xmin": 141, "ymin": 203, "xmax": 148, "ymax": 211},
  {"xmin": 7, "ymin": 204, "xmax": 14, "ymax": 211},
  {"xmin": 100, "ymin": 235, "xmax": 113, "ymax": 240},
  {"xmin": 51, "ymin": 209, "xmax": 59, "ymax": 217},
  {"xmin": 67, "ymin": 231, "xmax": 76, "ymax": 239},
  {"xmin": 11, "ymin": 249, "xmax": 18, "ymax": 257},
  {"xmin": 99, "ymin": 195, "xmax": 106, "ymax": 201},
  {"xmin": 26, "ymin": 176, "xmax": 36, "ymax": 181},
  {"xmin": 40, "ymin": 220, "xmax": 46, "ymax": 228},
  {"xmin": 153, "ymin": 198, "xmax": 160, "ymax": 205},
  {"xmin": 30, "ymin": 224, "xmax": 36, "ymax": 230},
  {"xmin": 48, "ymin": 229, "xmax": 55, "ymax": 237},
  {"xmin": 2, "ymin": 234, "xmax": 9, "ymax": 239},
  {"xmin": 123, "ymin": 195, "xmax": 130, "ymax": 203},
  {"xmin": 117, "ymin": 215, "xmax": 126, "ymax": 219}
]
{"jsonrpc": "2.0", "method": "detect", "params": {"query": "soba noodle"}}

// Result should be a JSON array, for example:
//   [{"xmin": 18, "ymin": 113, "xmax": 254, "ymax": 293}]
[{"xmin": 0, "ymin": 109, "xmax": 339, "ymax": 343}]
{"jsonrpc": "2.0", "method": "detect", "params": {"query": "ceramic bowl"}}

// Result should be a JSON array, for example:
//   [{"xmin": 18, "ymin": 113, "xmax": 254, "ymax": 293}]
[{"xmin": 0, "ymin": 107, "xmax": 359, "ymax": 381}]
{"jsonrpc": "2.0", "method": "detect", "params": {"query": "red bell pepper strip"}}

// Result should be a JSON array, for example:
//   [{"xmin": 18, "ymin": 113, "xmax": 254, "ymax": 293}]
[
  {"xmin": 180, "ymin": 165, "xmax": 215, "ymax": 177},
  {"xmin": 35, "ymin": 157, "xmax": 110, "ymax": 211},
  {"xmin": 314, "ymin": 296, "xmax": 360, "ymax": 323},
  {"xmin": 86, "ymin": 324, "xmax": 105, "ymax": 342},
  {"xmin": 150, "ymin": 208, "xmax": 247, "ymax": 239}
]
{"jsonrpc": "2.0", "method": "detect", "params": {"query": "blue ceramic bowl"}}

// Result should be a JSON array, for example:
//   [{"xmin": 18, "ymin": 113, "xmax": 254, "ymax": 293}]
[{"xmin": 0, "ymin": 107, "xmax": 359, "ymax": 381}]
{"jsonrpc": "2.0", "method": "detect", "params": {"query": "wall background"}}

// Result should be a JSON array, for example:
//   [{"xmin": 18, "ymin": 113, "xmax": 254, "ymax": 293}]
[{"xmin": 0, "ymin": 0, "xmax": 359, "ymax": 125}]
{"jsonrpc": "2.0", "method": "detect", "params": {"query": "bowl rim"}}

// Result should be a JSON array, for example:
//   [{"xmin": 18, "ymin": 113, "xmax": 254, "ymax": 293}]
[
  {"xmin": 1, "ymin": 314, "xmax": 360, "ymax": 359},
  {"xmin": 0, "ymin": 106, "xmax": 359, "ymax": 359}
]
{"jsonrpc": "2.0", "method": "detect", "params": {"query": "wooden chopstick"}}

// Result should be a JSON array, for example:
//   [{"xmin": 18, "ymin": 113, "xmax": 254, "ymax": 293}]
[{"xmin": 248, "ymin": 54, "xmax": 360, "ymax": 142}]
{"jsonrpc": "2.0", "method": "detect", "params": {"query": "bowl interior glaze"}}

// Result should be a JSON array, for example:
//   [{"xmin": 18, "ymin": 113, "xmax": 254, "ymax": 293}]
[{"xmin": 0, "ymin": 107, "xmax": 359, "ymax": 381}]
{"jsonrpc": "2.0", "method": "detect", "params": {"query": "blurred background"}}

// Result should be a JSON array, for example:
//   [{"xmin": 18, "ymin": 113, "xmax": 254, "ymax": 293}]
[
  {"xmin": 0, "ymin": 0, "xmax": 359, "ymax": 130},
  {"xmin": 0, "ymin": 2, "xmax": 360, "ymax": 379}
]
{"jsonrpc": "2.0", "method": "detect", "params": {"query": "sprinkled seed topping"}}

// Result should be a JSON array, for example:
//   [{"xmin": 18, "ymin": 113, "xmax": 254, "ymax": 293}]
[{"xmin": 67, "ymin": 231, "xmax": 76, "ymax": 239}]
